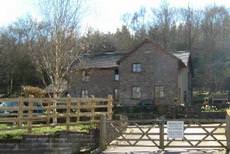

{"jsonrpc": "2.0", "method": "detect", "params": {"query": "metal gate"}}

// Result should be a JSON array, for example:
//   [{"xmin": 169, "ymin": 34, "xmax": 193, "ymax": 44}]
[{"xmin": 106, "ymin": 119, "xmax": 227, "ymax": 149}]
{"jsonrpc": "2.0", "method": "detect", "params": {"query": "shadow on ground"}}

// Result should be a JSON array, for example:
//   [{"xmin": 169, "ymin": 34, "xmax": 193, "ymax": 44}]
[{"xmin": 104, "ymin": 148, "xmax": 226, "ymax": 154}]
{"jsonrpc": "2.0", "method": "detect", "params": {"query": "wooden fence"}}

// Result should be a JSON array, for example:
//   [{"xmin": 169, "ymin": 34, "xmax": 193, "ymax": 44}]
[
  {"xmin": 101, "ymin": 118, "xmax": 227, "ymax": 150},
  {"xmin": 0, "ymin": 95, "xmax": 113, "ymax": 133}
]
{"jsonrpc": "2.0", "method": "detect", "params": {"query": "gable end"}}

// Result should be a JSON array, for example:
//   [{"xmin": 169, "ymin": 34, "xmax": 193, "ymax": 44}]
[{"xmin": 117, "ymin": 39, "xmax": 186, "ymax": 68}]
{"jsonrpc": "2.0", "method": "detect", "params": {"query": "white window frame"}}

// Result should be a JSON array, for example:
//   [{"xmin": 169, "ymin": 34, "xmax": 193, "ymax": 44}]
[
  {"xmin": 155, "ymin": 86, "xmax": 165, "ymax": 98},
  {"xmin": 132, "ymin": 86, "xmax": 141, "ymax": 99},
  {"xmin": 82, "ymin": 70, "xmax": 90, "ymax": 81},
  {"xmin": 81, "ymin": 89, "xmax": 88, "ymax": 98},
  {"xmin": 114, "ymin": 89, "xmax": 119, "ymax": 100},
  {"xmin": 114, "ymin": 69, "xmax": 119, "ymax": 81},
  {"xmin": 132, "ymin": 63, "xmax": 142, "ymax": 72}
]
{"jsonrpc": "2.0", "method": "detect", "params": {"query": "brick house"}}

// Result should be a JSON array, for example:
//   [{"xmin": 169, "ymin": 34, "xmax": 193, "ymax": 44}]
[{"xmin": 69, "ymin": 39, "xmax": 192, "ymax": 106}]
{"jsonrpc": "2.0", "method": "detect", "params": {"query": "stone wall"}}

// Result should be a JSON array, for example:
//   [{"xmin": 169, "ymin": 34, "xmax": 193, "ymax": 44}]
[
  {"xmin": 69, "ymin": 68, "xmax": 118, "ymax": 100},
  {"xmin": 119, "ymin": 42, "xmax": 179, "ymax": 106},
  {"xmin": 0, "ymin": 131, "xmax": 98, "ymax": 154}
]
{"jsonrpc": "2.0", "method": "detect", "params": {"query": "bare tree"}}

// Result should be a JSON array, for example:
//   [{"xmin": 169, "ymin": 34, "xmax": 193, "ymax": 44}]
[
  {"xmin": 30, "ymin": 0, "xmax": 85, "ymax": 97},
  {"xmin": 18, "ymin": 0, "xmax": 86, "ymax": 124},
  {"xmin": 152, "ymin": 0, "xmax": 176, "ymax": 49},
  {"xmin": 122, "ymin": 7, "xmax": 147, "ymax": 33}
]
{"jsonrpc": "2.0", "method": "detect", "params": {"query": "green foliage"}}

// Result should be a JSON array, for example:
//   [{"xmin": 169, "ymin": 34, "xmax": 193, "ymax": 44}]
[
  {"xmin": 193, "ymin": 91, "xmax": 209, "ymax": 104},
  {"xmin": 201, "ymin": 105, "xmax": 218, "ymax": 112},
  {"xmin": 201, "ymin": 105, "xmax": 228, "ymax": 112}
]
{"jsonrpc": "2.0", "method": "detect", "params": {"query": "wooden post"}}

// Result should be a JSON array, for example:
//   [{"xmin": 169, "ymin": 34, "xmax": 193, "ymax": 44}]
[
  {"xmin": 77, "ymin": 98, "xmax": 80, "ymax": 122},
  {"xmin": 100, "ymin": 114, "xmax": 107, "ymax": 150},
  {"xmin": 18, "ymin": 97, "xmax": 23, "ymax": 128},
  {"xmin": 28, "ymin": 96, "xmax": 33, "ymax": 133},
  {"xmin": 226, "ymin": 110, "xmax": 230, "ymax": 151},
  {"xmin": 107, "ymin": 95, "xmax": 113, "ymax": 120},
  {"xmin": 66, "ymin": 96, "xmax": 71, "ymax": 131},
  {"xmin": 159, "ymin": 121, "xmax": 164, "ymax": 149},
  {"xmin": 91, "ymin": 95, "xmax": 95, "ymax": 123},
  {"xmin": 47, "ymin": 99, "xmax": 51, "ymax": 126},
  {"xmin": 53, "ymin": 98, "xmax": 57, "ymax": 125}
]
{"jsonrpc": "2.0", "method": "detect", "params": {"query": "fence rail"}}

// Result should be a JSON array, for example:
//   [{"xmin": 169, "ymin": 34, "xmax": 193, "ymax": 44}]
[
  {"xmin": 103, "ymin": 118, "xmax": 227, "ymax": 149},
  {"xmin": 0, "ymin": 95, "xmax": 113, "ymax": 133}
]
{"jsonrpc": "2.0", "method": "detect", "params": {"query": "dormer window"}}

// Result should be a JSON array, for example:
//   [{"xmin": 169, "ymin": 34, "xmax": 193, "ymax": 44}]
[
  {"xmin": 114, "ymin": 69, "xmax": 119, "ymax": 81},
  {"xmin": 132, "ymin": 63, "xmax": 142, "ymax": 72},
  {"xmin": 82, "ymin": 70, "xmax": 90, "ymax": 81}
]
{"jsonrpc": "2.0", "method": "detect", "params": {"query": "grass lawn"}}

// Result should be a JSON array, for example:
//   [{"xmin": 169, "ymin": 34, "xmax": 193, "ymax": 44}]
[{"xmin": 0, "ymin": 123, "xmax": 95, "ymax": 139}]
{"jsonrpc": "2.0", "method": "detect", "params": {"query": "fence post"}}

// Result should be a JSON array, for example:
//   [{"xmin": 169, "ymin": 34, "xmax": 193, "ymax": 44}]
[
  {"xmin": 18, "ymin": 97, "xmax": 23, "ymax": 128},
  {"xmin": 66, "ymin": 96, "xmax": 71, "ymax": 131},
  {"xmin": 91, "ymin": 95, "xmax": 95, "ymax": 123},
  {"xmin": 100, "ymin": 114, "xmax": 107, "ymax": 150},
  {"xmin": 77, "ymin": 98, "xmax": 80, "ymax": 122},
  {"xmin": 47, "ymin": 99, "xmax": 51, "ymax": 126},
  {"xmin": 28, "ymin": 95, "xmax": 33, "ymax": 133},
  {"xmin": 159, "ymin": 120, "xmax": 164, "ymax": 149},
  {"xmin": 226, "ymin": 110, "xmax": 230, "ymax": 151},
  {"xmin": 107, "ymin": 95, "xmax": 113, "ymax": 120}
]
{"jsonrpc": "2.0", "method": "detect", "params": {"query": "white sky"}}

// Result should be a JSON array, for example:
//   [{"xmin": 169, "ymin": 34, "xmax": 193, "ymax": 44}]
[{"xmin": 0, "ymin": 0, "xmax": 229, "ymax": 33}]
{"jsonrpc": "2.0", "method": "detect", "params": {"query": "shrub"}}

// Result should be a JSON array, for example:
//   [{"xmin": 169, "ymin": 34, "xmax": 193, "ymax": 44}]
[
  {"xmin": 22, "ymin": 86, "xmax": 45, "ymax": 97},
  {"xmin": 201, "ymin": 105, "xmax": 227, "ymax": 112},
  {"xmin": 157, "ymin": 105, "xmax": 168, "ymax": 115}
]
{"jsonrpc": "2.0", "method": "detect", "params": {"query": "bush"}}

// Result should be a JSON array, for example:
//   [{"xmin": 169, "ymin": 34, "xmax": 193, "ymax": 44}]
[
  {"xmin": 193, "ymin": 92, "xmax": 209, "ymax": 104},
  {"xmin": 22, "ymin": 86, "xmax": 45, "ymax": 97},
  {"xmin": 156, "ymin": 105, "xmax": 169, "ymax": 115},
  {"xmin": 201, "ymin": 105, "xmax": 227, "ymax": 112}
]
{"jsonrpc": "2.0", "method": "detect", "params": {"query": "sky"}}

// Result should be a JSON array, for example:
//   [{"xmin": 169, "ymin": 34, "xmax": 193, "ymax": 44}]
[{"xmin": 0, "ymin": 0, "xmax": 229, "ymax": 33}]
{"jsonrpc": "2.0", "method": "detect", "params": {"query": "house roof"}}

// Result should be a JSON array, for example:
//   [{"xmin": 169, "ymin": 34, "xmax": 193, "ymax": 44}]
[
  {"xmin": 77, "ymin": 52, "xmax": 125, "ymax": 69},
  {"xmin": 74, "ymin": 40, "xmax": 190, "ymax": 69},
  {"xmin": 173, "ymin": 51, "xmax": 191, "ymax": 66}
]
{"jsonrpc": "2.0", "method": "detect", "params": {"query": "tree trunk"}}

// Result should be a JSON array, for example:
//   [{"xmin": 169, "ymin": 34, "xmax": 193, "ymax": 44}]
[{"xmin": 53, "ymin": 92, "xmax": 58, "ymax": 124}]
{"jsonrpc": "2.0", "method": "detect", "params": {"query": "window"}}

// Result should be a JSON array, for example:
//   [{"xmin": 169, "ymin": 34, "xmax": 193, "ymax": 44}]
[
  {"xmin": 132, "ymin": 63, "xmax": 142, "ymax": 72},
  {"xmin": 81, "ymin": 89, "xmax": 88, "ymax": 97},
  {"xmin": 82, "ymin": 70, "xmax": 89, "ymax": 81},
  {"xmin": 114, "ymin": 69, "xmax": 119, "ymax": 81},
  {"xmin": 155, "ymin": 86, "xmax": 165, "ymax": 98},
  {"xmin": 132, "ymin": 87, "xmax": 141, "ymax": 99},
  {"xmin": 114, "ymin": 89, "xmax": 119, "ymax": 100}
]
